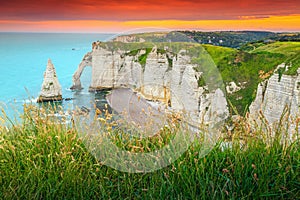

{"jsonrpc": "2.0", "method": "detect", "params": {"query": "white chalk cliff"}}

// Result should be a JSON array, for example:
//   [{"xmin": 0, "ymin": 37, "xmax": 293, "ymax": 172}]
[
  {"xmin": 71, "ymin": 43, "xmax": 229, "ymax": 125},
  {"xmin": 250, "ymin": 66, "xmax": 300, "ymax": 126},
  {"xmin": 70, "ymin": 52, "xmax": 92, "ymax": 90},
  {"xmin": 37, "ymin": 59, "xmax": 62, "ymax": 102}
]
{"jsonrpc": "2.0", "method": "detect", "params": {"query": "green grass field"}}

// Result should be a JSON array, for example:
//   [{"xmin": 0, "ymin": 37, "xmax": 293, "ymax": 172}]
[
  {"xmin": 251, "ymin": 42, "xmax": 300, "ymax": 56},
  {"xmin": 0, "ymin": 105, "xmax": 299, "ymax": 199},
  {"xmin": 252, "ymin": 42, "xmax": 300, "ymax": 76}
]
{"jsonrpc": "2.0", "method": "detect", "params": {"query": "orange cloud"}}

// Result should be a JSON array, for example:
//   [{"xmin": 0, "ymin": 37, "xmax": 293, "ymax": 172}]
[
  {"xmin": 0, "ymin": 15, "xmax": 299, "ymax": 33},
  {"xmin": 123, "ymin": 15, "xmax": 300, "ymax": 32}
]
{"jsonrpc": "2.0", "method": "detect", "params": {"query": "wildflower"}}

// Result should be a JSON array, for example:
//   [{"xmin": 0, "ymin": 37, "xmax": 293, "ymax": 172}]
[
  {"xmin": 253, "ymin": 173, "xmax": 259, "ymax": 181},
  {"xmin": 224, "ymin": 190, "xmax": 229, "ymax": 196}
]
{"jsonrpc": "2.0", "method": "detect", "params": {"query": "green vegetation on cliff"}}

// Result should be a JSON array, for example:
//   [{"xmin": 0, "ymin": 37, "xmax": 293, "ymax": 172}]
[
  {"xmin": 95, "ymin": 40, "xmax": 300, "ymax": 115},
  {"xmin": 203, "ymin": 44, "xmax": 286, "ymax": 114},
  {"xmin": 138, "ymin": 48, "xmax": 152, "ymax": 70},
  {"xmin": 251, "ymin": 42, "xmax": 300, "ymax": 75},
  {"xmin": 183, "ymin": 41, "xmax": 299, "ymax": 115}
]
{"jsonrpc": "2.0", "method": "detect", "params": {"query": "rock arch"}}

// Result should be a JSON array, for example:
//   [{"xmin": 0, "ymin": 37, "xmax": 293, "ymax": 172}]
[{"xmin": 70, "ymin": 52, "xmax": 92, "ymax": 90}]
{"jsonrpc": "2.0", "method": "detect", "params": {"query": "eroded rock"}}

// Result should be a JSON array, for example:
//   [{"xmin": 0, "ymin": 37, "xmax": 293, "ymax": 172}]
[
  {"xmin": 250, "ymin": 66, "xmax": 300, "ymax": 133},
  {"xmin": 37, "ymin": 59, "xmax": 62, "ymax": 102},
  {"xmin": 70, "ymin": 45, "xmax": 229, "ymax": 125},
  {"xmin": 70, "ymin": 52, "xmax": 92, "ymax": 90}
]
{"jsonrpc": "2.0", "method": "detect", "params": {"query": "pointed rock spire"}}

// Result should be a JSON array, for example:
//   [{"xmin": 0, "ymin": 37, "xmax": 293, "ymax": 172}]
[{"xmin": 37, "ymin": 59, "xmax": 62, "ymax": 102}]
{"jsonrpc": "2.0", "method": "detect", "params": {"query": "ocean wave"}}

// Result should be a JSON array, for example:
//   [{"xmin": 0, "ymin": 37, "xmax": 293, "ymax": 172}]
[
  {"xmin": 75, "ymin": 92, "xmax": 91, "ymax": 95},
  {"xmin": 0, "ymin": 101, "xmax": 8, "ymax": 108},
  {"xmin": 23, "ymin": 98, "xmax": 38, "ymax": 103},
  {"xmin": 65, "ymin": 88, "xmax": 72, "ymax": 91},
  {"xmin": 10, "ymin": 98, "xmax": 37, "ymax": 104}
]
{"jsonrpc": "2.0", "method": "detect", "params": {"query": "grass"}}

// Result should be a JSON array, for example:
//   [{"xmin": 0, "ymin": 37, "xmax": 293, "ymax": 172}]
[
  {"xmin": 251, "ymin": 42, "xmax": 300, "ymax": 76},
  {"xmin": 251, "ymin": 42, "xmax": 300, "ymax": 56},
  {"xmin": 0, "ymin": 104, "xmax": 299, "ymax": 199},
  {"xmin": 138, "ymin": 48, "xmax": 152, "ymax": 71},
  {"xmin": 203, "ymin": 44, "xmax": 286, "ymax": 115}
]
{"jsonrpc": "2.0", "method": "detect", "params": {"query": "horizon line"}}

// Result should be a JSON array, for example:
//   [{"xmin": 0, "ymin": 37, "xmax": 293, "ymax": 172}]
[{"xmin": 0, "ymin": 30, "xmax": 299, "ymax": 34}]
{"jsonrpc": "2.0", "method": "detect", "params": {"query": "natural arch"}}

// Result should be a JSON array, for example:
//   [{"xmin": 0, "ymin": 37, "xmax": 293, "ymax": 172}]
[{"xmin": 70, "ymin": 52, "xmax": 92, "ymax": 90}]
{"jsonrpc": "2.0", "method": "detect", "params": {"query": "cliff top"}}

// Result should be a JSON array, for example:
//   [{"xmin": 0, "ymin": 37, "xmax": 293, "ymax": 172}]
[{"xmin": 91, "ymin": 35, "xmax": 300, "ymax": 115}]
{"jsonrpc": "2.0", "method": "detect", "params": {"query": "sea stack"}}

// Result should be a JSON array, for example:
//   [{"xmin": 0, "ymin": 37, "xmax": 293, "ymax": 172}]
[{"xmin": 37, "ymin": 59, "xmax": 62, "ymax": 102}]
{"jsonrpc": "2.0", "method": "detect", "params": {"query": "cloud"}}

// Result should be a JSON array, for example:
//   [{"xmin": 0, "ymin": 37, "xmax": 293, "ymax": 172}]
[
  {"xmin": 1, "ymin": 15, "xmax": 299, "ymax": 33},
  {"xmin": 0, "ymin": 0, "xmax": 299, "ymax": 21}
]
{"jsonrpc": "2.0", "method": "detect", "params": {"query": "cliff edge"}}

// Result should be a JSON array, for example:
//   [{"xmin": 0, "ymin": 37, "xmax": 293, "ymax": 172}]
[
  {"xmin": 250, "ymin": 64, "xmax": 300, "ymax": 134},
  {"xmin": 71, "ymin": 42, "xmax": 229, "ymax": 125}
]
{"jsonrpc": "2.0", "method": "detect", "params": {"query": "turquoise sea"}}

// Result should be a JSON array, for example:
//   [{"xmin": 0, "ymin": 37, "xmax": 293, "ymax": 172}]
[{"xmin": 0, "ymin": 32, "xmax": 114, "ymax": 120}]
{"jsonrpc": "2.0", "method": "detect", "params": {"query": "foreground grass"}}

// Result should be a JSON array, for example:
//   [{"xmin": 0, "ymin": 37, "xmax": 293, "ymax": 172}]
[{"xmin": 0, "ymin": 106, "xmax": 299, "ymax": 199}]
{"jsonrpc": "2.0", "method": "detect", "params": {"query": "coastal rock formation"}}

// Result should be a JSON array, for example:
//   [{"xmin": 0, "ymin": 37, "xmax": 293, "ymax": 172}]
[
  {"xmin": 170, "ymin": 50, "xmax": 201, "ymax": 122},
  {"xmin": 141, "ymin": 46, "xmax": 171, "ymax": 102},
  {"xmin": 37, "ymin": 59, "xmax": 62, "ymax": 102},
  {"xmin": 250, "ymin": 67, "xmax": 300, "ymax": 125},
  {"xmin": 71, "ymin": 43, "xmax": 229, "ymax": 125},
  {"xmin": 70, "ymin": 52, "xmax": 92, "ymax": 90},
  {"xmin": 226, "ymin": 81, "xmax": 242, "ymax": 94},
  {"xmin": 171, "ymin": 51, "xmax": 228, "ymax": 124}
]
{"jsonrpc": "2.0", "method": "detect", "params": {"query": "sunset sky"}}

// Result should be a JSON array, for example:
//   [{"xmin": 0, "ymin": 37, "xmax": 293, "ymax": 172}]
[{"xmin": 0, "ymin": 0, "xmax": 299, "ymax": 32}]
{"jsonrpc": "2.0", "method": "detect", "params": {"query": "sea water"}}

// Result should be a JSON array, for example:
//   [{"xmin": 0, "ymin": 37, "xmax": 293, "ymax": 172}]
[{"xmin": 0, "ymin": 32, "xmax": 114, "ymax": 121}]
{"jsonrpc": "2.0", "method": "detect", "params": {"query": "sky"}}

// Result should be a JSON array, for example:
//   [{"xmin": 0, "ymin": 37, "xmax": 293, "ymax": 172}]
[{"xmin": 0, "ymin": 0, "xmax": 299, "ymax": 32}]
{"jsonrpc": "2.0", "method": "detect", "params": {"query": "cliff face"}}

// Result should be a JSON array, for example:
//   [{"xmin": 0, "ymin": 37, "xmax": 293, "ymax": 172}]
[
  {"xmin": 250, "ymin": 67, "xmax": 300, "ymax": 125},
  {"xmin": 141, "ymin": 47, "xmax": 171, "ymax": 102},
  {"xmin": 38, "ymin": 59, "xmax": 62, "ymax": 102},
  {"xmin": 71, "ymin": 44, "xmax": 229, "ymax": 124}
]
